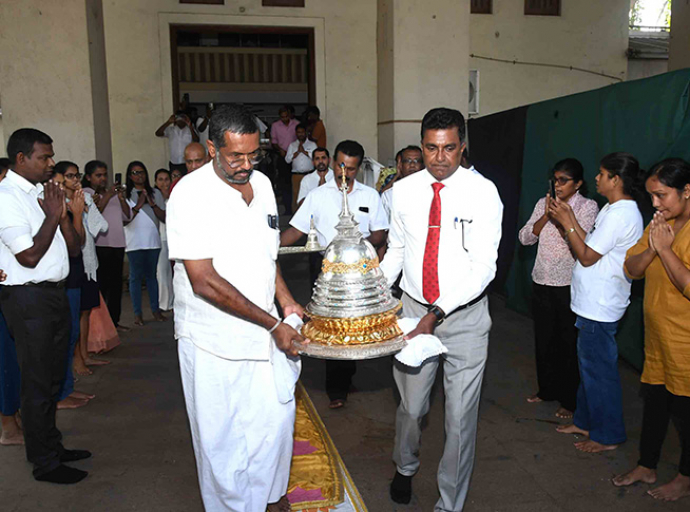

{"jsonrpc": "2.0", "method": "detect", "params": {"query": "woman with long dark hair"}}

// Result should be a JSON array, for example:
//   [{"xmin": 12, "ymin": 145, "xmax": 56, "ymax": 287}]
[
  {"xmin": 549, "ymin": 152, "xmax": 644, "ymax": 453},
  {"xmin": 123, "ymin": 161, "xmax": 167, "ymax": 325},
  {"xmin": 519, "ymin": 159, "xmax": 598, "ymax": 419},
  {"xmin": 615, "ymin": 158, "xmax": 690, "ymax": 501}
]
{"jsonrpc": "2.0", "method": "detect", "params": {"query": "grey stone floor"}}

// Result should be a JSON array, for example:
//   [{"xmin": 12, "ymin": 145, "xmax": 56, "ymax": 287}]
[{"xmin": 0, "ymin": 254, "xmax": 687, "ymax": 511}]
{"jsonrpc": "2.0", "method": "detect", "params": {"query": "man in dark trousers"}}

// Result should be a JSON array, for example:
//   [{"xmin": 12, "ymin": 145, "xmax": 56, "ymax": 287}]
[{"xmin": 0, "ymin": 128, "xmax": 90, "ymax": 484}]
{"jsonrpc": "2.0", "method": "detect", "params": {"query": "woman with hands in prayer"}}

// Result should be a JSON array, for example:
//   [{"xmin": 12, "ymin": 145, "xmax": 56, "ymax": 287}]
[
  {"xmin": 613, "ymin": 159, "xmax": 690, "ymax": 502},
  {"xmin": 123, "ymin": 161, "xmax": 167, "ymax": 325}
]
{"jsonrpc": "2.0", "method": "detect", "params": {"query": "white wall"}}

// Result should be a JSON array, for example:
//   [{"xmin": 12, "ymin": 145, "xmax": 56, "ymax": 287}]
[
  {"xmin": 101, "ymin": 0, "xmax": 377, "ymax": 174},
  {"xmin": 0, "ymin": 0, "xmax": 96, "ymax": 165},
  {"xmin": 627, "ymin": 59, "xmax": 668, "ymax": 81},
  {"xmin": 469, "ymin": 0, "xmax": 629, "ymax": 117},
  {"xmin": 378, "ymin": 0, "xmax": 470, "ymax": 161}
]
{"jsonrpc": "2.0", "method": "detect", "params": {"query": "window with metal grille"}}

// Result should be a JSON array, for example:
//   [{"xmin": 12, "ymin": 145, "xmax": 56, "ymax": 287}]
[
  {"xmin": 525, "ymin": 0, "xmax": 560, "ymax": 16},
  {"xmin": 471, "ymin": 0, "xmax": 492, "ymax": 14},
  {"xmin": 262, "ymin": 0, "xmax": 305, "ymax": 6}
]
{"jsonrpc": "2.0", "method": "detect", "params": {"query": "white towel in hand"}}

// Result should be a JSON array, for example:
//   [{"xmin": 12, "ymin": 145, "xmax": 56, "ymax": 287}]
[
  {"xmin": 270, "ymin": 313, "xmax": 303, "ymax": 404},
  {"xmin": 394, "ymin": 317, "xmax": 448, "ymax": 367}
]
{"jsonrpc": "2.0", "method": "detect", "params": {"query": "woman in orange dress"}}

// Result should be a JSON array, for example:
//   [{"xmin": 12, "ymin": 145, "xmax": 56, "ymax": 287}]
[{"xmin": 616, "ymin": 158, "xmax": 690, "ymax": 502}]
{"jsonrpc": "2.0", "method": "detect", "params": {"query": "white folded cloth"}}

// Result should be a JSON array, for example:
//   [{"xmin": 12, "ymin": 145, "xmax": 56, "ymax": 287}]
[
  {"xmin": 270, "ymin": 313, "xmax": 303, "ymax": 404},
  {"xmin": 394, "ymin": 317, "xmax": 448, "ymax": 367}
]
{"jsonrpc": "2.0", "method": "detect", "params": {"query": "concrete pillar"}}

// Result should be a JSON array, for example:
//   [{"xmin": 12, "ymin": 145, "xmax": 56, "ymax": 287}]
[
  {"xmin": 377, "ymin": 0, "xmax": 470, "ymax": 164},
  {"xmin": 0, "ymin": 0, "xmax": 96, "ymax": 164},
  {"xmin": 669, "ymin": 0, "xmax": 690, "ymax": 71},
  {"xmin": 86, "ymin": 0, "xmax": 114, "ymax": 173}
]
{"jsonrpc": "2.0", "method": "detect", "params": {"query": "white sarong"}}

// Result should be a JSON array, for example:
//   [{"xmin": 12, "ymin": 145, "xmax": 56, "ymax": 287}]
[{"xmin": 178, "ymin": 337, "xmax": 295, "ymax": 512}]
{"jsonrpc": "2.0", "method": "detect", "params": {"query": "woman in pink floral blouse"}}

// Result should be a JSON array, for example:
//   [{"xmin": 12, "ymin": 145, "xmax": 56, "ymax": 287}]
[{"xmin": 519, "ymin": 159, "xmax": 599, "ymax": 418}]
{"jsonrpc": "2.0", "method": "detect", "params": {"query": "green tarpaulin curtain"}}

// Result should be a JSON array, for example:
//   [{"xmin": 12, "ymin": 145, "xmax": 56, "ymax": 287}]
[{"xmin": 476, "ymin": 69, "xmax": 690, "ymax": 370}]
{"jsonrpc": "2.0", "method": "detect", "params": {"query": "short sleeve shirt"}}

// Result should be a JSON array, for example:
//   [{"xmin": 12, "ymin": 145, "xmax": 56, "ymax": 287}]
[
  {"xmin": 163, "ymin": 125, "xmax": 193, "ymax": 165},
  {"xmin": 290, "ymin": 179, "xmax": 389, "ymax": 247},
  {"xmin": 571, "ymin": 200, "xmax": 643, "ymax": 322},
  {"xmin": 167, "ymin": 163, "xmax": 279, "ymax": 360},
  {"xmin": 0, "ymin": 170, "xmax": 69, "ymax": 285}
]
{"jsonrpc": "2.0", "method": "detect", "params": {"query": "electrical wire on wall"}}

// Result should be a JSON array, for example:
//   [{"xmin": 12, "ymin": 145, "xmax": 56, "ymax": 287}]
[{"xmin": 470, "ymin": 54, "xmax": 624, "ymax": 82}]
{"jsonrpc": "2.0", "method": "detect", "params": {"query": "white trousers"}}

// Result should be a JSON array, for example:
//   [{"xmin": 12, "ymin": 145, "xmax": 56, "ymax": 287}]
[
  {"xmin": 157, "ymin": 237, "xmax": 174, "ymax": 310},
  {"xmin": 393, "ymin": 293, "xmax": 490, "ymax": 512},
  {"xmin": 178, "ymin": 337, "xmax": 295, "ymax": 512}
]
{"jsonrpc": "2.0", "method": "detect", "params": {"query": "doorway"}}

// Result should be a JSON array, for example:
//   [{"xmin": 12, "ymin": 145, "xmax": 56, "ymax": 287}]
[{"xmin": 169, "ymin": 24, "xmax": 315, "ymax": 129}]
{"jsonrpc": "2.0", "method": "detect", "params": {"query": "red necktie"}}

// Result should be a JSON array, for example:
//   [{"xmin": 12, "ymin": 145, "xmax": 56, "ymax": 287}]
[{"xmin": 423, "ymin": 182, "xmax": 444, "ymax": 304}]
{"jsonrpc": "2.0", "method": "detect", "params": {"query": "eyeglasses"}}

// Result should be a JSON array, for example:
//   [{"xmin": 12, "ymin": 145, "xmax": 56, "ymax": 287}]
[
  {"xmin": 552, "ymin": 177, "xmax": 574, "ymax": 186},
  {"xmin": 402, "ymin": 158, "xmax": 423, "ymax": 165},
  {"xmin": 130, "ymin": 170, "xmax": 146, "ymax": 176},
  {"xmin": 225, "ymin": 149, "xmax": 264, "ymax": 169},
  {"xmin": 64, "ymin": 173, "xmax": 82, "ymax": 180}
]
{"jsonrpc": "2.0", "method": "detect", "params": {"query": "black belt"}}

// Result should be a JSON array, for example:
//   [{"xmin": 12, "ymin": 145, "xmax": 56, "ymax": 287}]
[
  {"xmin": 410, "ymin": 291, "xmax": 486, "ymax": 318},
  {"xmin": 20, "ymin": 280, "xmax": 66, "ymax": 289}
]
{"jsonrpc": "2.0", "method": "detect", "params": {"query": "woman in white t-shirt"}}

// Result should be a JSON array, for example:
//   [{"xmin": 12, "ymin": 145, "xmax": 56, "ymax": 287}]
[
  {"xmin": 124, "ymin": 161, "xmax": 167, "ymax": 325},
  {"xmin": 548, "ymin": 152, "xmax": 644, "ymax": 454},
  {"xmin": 155, "ymin": 169, "xmax": 173, "ymax": 311}
]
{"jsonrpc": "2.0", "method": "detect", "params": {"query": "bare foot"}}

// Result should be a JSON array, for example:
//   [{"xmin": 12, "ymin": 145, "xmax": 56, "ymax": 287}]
[
  {"xmin": 14, "ymin": 412, "xmax": 22, "ymax": 430},
  {"xmin": 555, "ymin": 407, "xmax": 573, "ymax": 419},
  {"xmin": 648, "ymin": 473, "xmax": 690, "ymax": 501},
  {"xmin": 116, "ymin": 324, "xmax": 130, "ymax": 332},
  {"xmin": 0, "ymin": 414, "xmax": 24, "ymax": 446},
  {"xmin": 526, "ymin": 394, "xmax": 543, "ymax": 403},
  {"xmin": 0, "ymin": 431, "xmax": 24, "ymax": 446},
  {"xmin": 267, "ymin": 495, "xmax": 290, "ymax": 512},
  {"xmin": 152, "ymin": 311, "xmax": 167, "ymax": 322},
  {"xmin": 84, "ymin": 356, "xmax": 110, "ymax": 366},
  {"xmin": 57, "ymin": 396, "xmax": 88, "ymax": 410},
  {"xmin": 73, "ymin": 359, "xmax": 93, "ymax": 376},
  {"xmin": 70, "ymin": 390, "xmax": 95, "ymax": 400},
  {"xmin": 134, "ymin": 316, "xmax": 144, "ymax": 326},
  {"xmin": 612, "ymin": 465, "xmax": 656, "ymax": 487},
  {"xmin": 556, "ymin": 423, "xmax": 589, "ymax": 436},
  {"xmin": 574, "ymin": 439, "xmax": 618, "ymax": 453}
]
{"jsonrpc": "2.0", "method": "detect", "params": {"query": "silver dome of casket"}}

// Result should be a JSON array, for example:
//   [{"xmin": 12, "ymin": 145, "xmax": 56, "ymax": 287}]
[{"xmin": 305, "ymin": 176, "xmax": 399, "ymax": 320}]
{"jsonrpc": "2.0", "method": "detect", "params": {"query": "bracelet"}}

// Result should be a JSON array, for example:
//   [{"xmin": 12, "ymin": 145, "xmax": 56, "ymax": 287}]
[
  {"xmin": 132, "ymin": 208, "xmax": 140, "ymax": 213},
  {"xmin": 268, "ymin": 319, "xmax": 282, "ymax": 334},
  {"xmin": 565, "ymin": 227, "xmax": 575, "ymax": 235}
]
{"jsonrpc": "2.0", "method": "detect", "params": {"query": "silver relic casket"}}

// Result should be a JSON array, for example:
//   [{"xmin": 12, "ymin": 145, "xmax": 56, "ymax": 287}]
[{"xmin": 296, "ymin": 169, "xmax": 406, "ymax": 360}]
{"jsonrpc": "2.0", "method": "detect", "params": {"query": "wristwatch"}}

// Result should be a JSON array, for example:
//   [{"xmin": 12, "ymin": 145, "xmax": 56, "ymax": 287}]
[{"xmin": 428, "ymin": 305, "xmax": 446, "ymax": 325}]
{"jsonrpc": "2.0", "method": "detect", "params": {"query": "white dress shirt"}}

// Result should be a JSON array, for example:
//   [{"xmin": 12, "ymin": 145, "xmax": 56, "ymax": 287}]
[
  {"xmin": 0, "ymin": 170, "xmax": 69, "ymax": 285},
  {"xmin": 380, "ymin": 166, "xmax": 503, "ymax": 313},
  {"xmin": 290, "ymin": 178, "xmax": 389, "ymax": 247},
  {"xmin": 167, "ymin": 163, "xmax": 279, "ymax": 361},
  {"xmin": 571, "ymin": 199, "xmax": 643, "ymax": 323},
  {"xmin": 164, "ymin": 125, "xmax": 193, "ymax": 165},
  {"xmin": 297, "ymin": 168, "xmax": 334, "ymax": 203},
  {"xmin": 381, "ymin": 187, "xmax": 393, "ymax": 221},
  {"xmin": 195, "ymin": 118, "xmax": 210, "ymax": 151},
  {"xmin": 285, "ymin": 139, "xmax": 317, "ymax": 174}
]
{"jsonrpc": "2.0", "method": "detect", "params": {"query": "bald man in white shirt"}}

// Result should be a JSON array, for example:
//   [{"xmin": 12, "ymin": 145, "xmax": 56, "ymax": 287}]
[{"xmin": 380, "ymin": 108, "xmax": 503, "ymax": 510}]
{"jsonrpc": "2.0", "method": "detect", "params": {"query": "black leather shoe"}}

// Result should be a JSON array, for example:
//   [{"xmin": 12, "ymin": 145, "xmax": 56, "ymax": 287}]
[
  {"xmin": 60, "ymin": 449, "xmax": 92, "ymax": 463},
  {"xmin": 390, "ymin": 471, "xmax": 412, "ymax": 504}
]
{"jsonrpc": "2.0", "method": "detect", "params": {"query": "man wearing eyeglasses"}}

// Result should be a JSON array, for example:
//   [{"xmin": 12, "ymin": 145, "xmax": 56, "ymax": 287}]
[
  {"xmin": 167, "ymin": 104, "xmax": 307, "ymax": 512},
  {"xmin": 381, "ymin": 145, "xmax": 424, "ymax": 221}
]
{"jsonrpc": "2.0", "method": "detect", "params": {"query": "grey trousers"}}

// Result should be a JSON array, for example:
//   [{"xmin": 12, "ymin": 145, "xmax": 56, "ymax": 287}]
[{"xmin": 393, "ymin": 292, "xmax": 491, "ymax": 512}]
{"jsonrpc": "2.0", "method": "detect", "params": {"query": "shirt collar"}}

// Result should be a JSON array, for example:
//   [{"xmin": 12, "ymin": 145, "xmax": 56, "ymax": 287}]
[
  {"xmin": 326, "ymin": 177, "xmax": 362, "ymax": 194},
  {"xmin": 5, "ymin": 169, "xmax": 43, "ymax": 195},
  {"xmin": 421, "ymin": 165, "xmax": 468, "ymax": 187}
]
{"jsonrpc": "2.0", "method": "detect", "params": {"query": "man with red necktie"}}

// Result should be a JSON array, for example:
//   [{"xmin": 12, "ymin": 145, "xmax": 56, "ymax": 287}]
[{"xmin": 380, "ymin": 107, "xmax": 503, "ymax": 510}]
